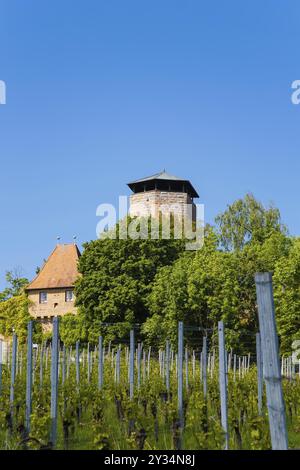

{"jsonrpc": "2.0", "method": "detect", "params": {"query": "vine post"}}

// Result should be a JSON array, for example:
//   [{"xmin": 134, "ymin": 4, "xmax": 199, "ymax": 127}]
[
  {"xmin": 218, "ymin": 321, "xmax": 229, "ymax": 450},
  {"xmin": 87, "ymin": 343, "xmax": 91, "ymax": 383},
  {"xmin": 202, "ymin": 336, "xmax": 207, "ymax": 398},
  {"xmin": 137, "ymin": 342, "xmax": 141, "ymax": 390},
  {"xmin": 39, "ymin": 342, "xmax": 44, "ymax": 390},
  {"xmin": 129, "ymin": 329, "xmax": 135, "ymax": 400},
  {"xmin": 76, "ymin": 340, "xmax": 80, "ymax": 386},
  {"xmin": 67, "ymin": 346, "xmax": 71, "ymax": 379},
  {"xmin": 50, "ymin": 316, "xmax": 59, "ymax": 448},
  {"xmin": 115, "ymin": 346, "xmax": 120, "ymax": 384},
  {"xmin": 10, "ymin": 332, "xmax": 18, "ymax": 420},
  {"xmin": 62, "ymin": 344, "xmax": 66, "ymax": 385},
  {"xmin": 255, "ymin": 272, "xmax": 288, "ymax": 450},
  {"xmin": 98, "ymin": 336, "xmax": 103, "ymax": 389},
  {"xmin": 178, "ymin": 321, "xmax": 184, "ymax": 432},
  {"xmin": 147, "ymin": 347, "xmax": 151, "ymax": 378},
  {"xmin": 25, "ymin": 321, "xmax": 33, "ymax": 435},
  {"xmin": 165, "ymin": 339, "xmax": 170, "ymax": 392},
  {"xmin": 142, "ymin": 349, "xmax": 146, "ymax": 382},
  {"xmin": 185, "ymin": 346, "xmax": 189, "ymax": 390}
]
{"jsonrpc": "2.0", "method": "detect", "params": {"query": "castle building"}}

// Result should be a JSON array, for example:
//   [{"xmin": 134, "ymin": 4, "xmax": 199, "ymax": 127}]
[
  {"xmin": 25, "ymin": 172, "xmax": 198, "ymax": 330},
  {"xmin": 127, "ymin": 171, "xmax": 199, "ymax": 222},
  {"xmin": 26, "ymin": 243, "xmax": 81, "ymax": 331}
]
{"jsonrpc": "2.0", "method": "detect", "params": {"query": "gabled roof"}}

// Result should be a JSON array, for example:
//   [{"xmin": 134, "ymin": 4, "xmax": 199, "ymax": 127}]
[
  {"xmin": 26, "ymin": 244, "xmax": 81, "ymax": 290},
  {"xmin": 128, "ymin": 171, "xmax": 199, "ymax": 198}
]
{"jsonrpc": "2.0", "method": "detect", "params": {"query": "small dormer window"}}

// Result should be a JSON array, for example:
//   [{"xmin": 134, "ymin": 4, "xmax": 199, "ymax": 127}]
[
  {"xmin": 65, "ymin": 290, "xmax": 74, "ymax": 302},
  {"xmin": 39, "ymin": 292, "xmax": 47, "ymax": 304}
]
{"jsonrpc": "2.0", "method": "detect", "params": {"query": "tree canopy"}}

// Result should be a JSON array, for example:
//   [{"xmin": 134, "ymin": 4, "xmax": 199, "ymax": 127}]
[
  {"xmin": 72, "ymin": 196, "xmax": 296, "ymax": 353},
  {"xmin": 215, "ymin": 193, "xmax": 286, "ymax": 251},
  {"xmin": 273, "ymin": 238, "xmax": 300, "ymax": 352},
  {"xmin": 1, "ymin": 194, "xmax": 297, "ymax": 353},
  {"xmin": 0, "ymin": 270, "xmax": 33, "ymax": 342},
  {"xmin": 75, "ymin": 219, "xmax": 186, "ymax": 342},
  {"xmin": 0, "ymin": 269, "xmax": 29, "ymax": 301}
]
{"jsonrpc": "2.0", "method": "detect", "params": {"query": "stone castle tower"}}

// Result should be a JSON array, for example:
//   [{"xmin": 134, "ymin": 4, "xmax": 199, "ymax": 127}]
[{"xmin": 127, "ymin": 171, "xmax": 199, "ymax": 222}]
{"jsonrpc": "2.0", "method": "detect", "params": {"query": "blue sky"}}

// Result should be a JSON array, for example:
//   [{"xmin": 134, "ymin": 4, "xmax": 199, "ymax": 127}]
[{"xmin": 0, "ymin": 0, "xmax": 299, "ymax": 289}]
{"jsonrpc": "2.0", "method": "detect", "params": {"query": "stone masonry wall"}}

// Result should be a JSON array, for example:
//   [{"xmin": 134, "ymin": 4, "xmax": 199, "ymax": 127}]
[
  {"xmin": 129, "ymin": 190, "xmax": 196, "ymax": 222},
  {"xmin": 27, "ymin": 288, "xmax": 77, "ymax": 332}
]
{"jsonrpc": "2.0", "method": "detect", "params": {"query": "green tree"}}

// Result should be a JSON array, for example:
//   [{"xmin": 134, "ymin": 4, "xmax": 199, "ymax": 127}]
[
  {"xmin": 0, "ymin": 269, "xmax": 29, "ymax": 301},
  {"xmin": 0, "ymin": 294, "xmax": 34, "ymax": 342},
  {"xmin": 142, "ymin": 251, "xmax": 194, "ymax": 346},
  {"xmin": 144, "ymin": 228, "xmax": 291, "ymax": 352},
  {"xmin": 220, "ymin": 231, "xmax": 292, "ymax": 351},
  {"xmin": 59, "ymin": 313, "xmax": 86, "ymax": 346},
  {"xmin": 215, "ymin": 193, "xmax": 286, "ymax": 251},
  {"xmin": 273, "ymin": 238, "xmax": 300, "ymax": 353},
  {"xmin": 144, "ymin": 228, "xmax": 242, "ymax": 348},
  {"xmin": 75, "ymin": 218, "xmax": 186, "ymax": 343}
]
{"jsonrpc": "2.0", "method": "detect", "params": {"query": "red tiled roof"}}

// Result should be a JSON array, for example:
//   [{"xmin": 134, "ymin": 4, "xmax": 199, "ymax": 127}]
[{"xmin": 26, "ymin": 244, "xmax": 81, "ymax": 290}]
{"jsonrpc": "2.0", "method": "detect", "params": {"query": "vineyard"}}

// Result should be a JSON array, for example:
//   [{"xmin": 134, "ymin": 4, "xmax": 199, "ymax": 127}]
[{"xmin": 0, "ymin": 279, "xmax": 300, "ymax": 451}]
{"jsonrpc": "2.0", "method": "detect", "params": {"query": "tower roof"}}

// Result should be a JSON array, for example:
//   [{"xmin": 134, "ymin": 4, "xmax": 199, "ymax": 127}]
[
  {"xmin": 26, "ymin": 244, "xmax": 81, "ymax": 290},
  {"xmin": 128, "ymin": 171, "xmax": 199, "ymax": 198}
]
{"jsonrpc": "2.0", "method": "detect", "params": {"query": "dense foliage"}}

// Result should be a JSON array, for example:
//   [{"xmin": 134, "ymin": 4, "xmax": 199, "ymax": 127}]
[
  {"xmin": 1, "ymin": 194, "xmax": 299, "ymax": 353},
  {"xmin": 0, "ymin": 295, "xmax": 31, "ymax": 342},
  {"xmin": 73, "ymin": 195, "xmax": 298, "ymax": 353},
  {"xmin": 215, "ymin": 193, "xmax": 286, "ymax": 251},
  {"xmin": 75, "ymin": 220, "xmax": 185, "ymax": 342},
  {"xmin": 0, "ymin": 270, "xmax": 32, "ymax": 342},
  {"xmin": 0, "ymin": 271, "xmax": 43, "ymax": 343}
]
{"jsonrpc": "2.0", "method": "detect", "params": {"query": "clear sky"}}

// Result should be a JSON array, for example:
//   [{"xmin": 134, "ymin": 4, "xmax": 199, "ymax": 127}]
[{"xmin": 0, "ymin": 0, "xmax": 299, "ymax": 289}]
